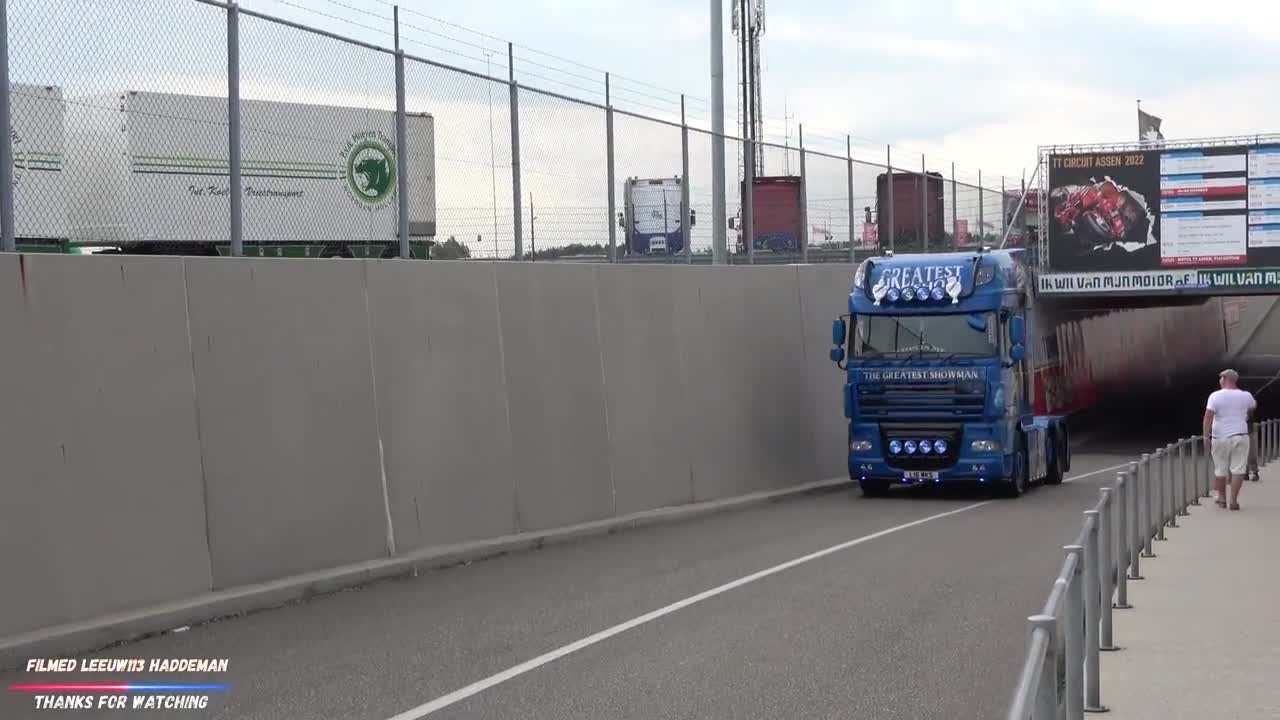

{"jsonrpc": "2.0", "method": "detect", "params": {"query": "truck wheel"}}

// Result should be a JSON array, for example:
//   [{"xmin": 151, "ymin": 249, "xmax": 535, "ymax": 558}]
[
  {"xmin": 859, "ymin": 479, "xmax": 890, "ymax": 498},
  {"xmin": 1000, "ymin": 434, "xmax": 1029, "ymax": 498},
  {"xmin": 1045, "ymin": 436, "xmax": 1065, "ymax": 486}
]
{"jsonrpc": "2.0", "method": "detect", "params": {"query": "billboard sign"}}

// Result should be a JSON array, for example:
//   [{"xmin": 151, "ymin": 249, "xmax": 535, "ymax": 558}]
[{"xmin": 1043, "ymin": 140, "xmax": 1280, "ymax": 294}]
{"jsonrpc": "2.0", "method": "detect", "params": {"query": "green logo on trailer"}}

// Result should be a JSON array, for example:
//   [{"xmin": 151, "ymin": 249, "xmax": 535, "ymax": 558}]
[{"xmin": 342, "ymin": 131, "xmax": 397, "ymax": 209}]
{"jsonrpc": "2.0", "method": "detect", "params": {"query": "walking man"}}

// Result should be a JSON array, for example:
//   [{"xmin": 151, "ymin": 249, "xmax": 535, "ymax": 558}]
[{"xmin": 1204, "ymin": 369, "xmax": 1256, "ymax": 510}]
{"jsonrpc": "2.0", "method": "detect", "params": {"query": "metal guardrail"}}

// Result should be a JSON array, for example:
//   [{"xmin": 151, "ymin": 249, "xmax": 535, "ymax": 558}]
[{"xmin": 1005, "ymin": 418, "xmax": 1278, "ymax": 719}]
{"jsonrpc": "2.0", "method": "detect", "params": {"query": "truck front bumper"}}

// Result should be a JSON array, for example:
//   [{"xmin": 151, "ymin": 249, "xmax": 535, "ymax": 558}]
[{"xmin": 848, "ymin": 456, "xmax": 1010, "ymax": 486}]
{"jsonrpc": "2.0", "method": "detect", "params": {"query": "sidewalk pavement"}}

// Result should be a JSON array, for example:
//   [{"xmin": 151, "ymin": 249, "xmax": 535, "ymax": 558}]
[{"xmin": 1100, "ymin": 463, "xmax": 1280, "ymax": 719}]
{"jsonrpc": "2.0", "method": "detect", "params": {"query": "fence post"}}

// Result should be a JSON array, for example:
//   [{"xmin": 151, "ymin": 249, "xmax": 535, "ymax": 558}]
[
  {"xmin": 508, "ymin": 43, "xmax": 523, "ymax": 260},
  {"xmin": 799, "ymin": 125, "xmax": 809, "ymax": 263},
  {"xmin": 227, "ymin": 0, "xmax": 243, "ymax": 257},
  {"xmin": 1115, "ymin": 473, "xmax": 1132, "ymax": 607},
  {"xmin": 1001, "ymin": 175, "xmax": 1007, "ymax": 239},
  {"xmin": 920, "ymin": 153, "xmax": 928, "ymax": 253},
  {"xmin": 1064, "ymin": 543, "xmax": 1085, "ymax": 720},
  {"xmin": 0, "ymin": 0, "xmax": 14, "ymax": 253},
  {"xmin": 1097, "ymin": 491, "xmax": 1118, "ymax": 650},
  {"xmin": 393, "ymin": 7, "xmax": 410, "ymax": 259},
  {"xmin": 1082, "ymin": 511, "xmax": 1108, "ymax": 712},
  {"xmin": 1140, "ymin": 453, "xmax": 1156, "ymax": 557},
  {"xmin": 978, "ymin": 169, "xmax": 984, "ymax": 245},
  {"xmin": 950, "ymin": 162, "xmax": 957, "ymax": 250},
  {"xmin": 681, "ymin": 95, "xmax": 691, "ymax": 265},
  {"xmin": 744, "ymin": 136, "xmax": 755, "ymax": 264},
  {"xmin": 1127, "ymin": 462, "xmax": 1144, "ymax": 579},
  {"xmin": 846, "ymin": 136, "xmax": 855, "ymax": 263},
  {"xmin": 885, "ymin": 145, "xmax": 894, "ymax": 253},
  {"xmin": 1165, "ymin": 443, "xmax": 1179, "ymax": 528},
  {"xmin": 1030, "ymin": 613, "xmax": 1060, "ymax": 718},
  {"xmin": 605, "ymin": 72, "xmax": 617, "ymax": 263}
]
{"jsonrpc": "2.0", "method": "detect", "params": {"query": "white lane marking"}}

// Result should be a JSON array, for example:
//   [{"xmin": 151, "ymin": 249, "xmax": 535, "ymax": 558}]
[
  {"xmin": 386, "ymin": 458, "xmax": 1134, "ymax": 719},
  {"xmin": 1063, "ymin": 461, "xmax": 1133, "ymax": 484},
  {"xmin": 384, "ymin": 501, "xmax": 993, "ymax": 719}
]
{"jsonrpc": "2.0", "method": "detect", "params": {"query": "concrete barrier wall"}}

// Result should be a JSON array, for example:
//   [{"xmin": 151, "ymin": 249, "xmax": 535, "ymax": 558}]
[
  {"xmin": 0, "ymin": 254, "xmax": 212, "ymax": 639},
  {"xmin": 0, "ymin": 253, "xmax": 856, "ymax": 643}
]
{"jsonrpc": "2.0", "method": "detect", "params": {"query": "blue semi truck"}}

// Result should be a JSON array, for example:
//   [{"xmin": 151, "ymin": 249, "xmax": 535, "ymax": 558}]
[{"xmin": 828, "ymin": 247, "xmax": 1070, "ymax": 498}]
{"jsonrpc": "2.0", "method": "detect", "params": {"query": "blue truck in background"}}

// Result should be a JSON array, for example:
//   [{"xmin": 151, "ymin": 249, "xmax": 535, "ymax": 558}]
[
  {"xmin": 619, "ymin": 177, "xmax": 695, "ymax": 257},
  {"xmin": 828, "ymin": 247, "xmax": 1070, "ymax": 498}
]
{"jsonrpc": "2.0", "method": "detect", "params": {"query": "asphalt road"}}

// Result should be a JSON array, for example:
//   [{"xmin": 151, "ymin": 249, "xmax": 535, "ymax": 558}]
[{"xmin": 1, "ymin": 422, "xmax": 1187, "ymax": 720}]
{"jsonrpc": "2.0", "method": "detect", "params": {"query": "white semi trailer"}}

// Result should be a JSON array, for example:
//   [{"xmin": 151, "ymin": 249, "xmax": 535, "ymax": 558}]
[
  {"xmin": 9, "ymin": 83, "xmax": 68, "ymax": 249},
  {"xmin": 61, "ymin": 90, "xmax": 436, "ymax": 258}
]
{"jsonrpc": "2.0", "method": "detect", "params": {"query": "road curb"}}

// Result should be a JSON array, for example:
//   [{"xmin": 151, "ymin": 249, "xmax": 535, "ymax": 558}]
[{"xmin": 0, "ymin": 476, "xmax": 852, "ymax": 670}]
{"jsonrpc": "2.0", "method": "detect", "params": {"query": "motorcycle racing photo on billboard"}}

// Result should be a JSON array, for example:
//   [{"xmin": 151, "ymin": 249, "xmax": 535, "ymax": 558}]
[{"xmin": 1047, "ymin": 150, "xmax": 1161, "ymax": 272}]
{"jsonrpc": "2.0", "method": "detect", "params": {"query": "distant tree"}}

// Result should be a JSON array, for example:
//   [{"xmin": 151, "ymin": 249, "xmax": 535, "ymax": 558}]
[{"xmin": 433, "ymin": 236, "xmax": 472, "ymax": 260}]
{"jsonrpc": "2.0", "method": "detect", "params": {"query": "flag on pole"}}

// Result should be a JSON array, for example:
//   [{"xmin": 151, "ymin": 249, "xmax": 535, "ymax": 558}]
[{"xmin": 1138, "ymin": 104, "xmax": 1164, "ymax": 142}]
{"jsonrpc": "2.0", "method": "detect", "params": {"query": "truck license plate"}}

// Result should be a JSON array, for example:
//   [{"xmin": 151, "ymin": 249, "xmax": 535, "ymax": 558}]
[{"xmin": 904, "ymin": 470, "xmax": 939, "ymax": 481}]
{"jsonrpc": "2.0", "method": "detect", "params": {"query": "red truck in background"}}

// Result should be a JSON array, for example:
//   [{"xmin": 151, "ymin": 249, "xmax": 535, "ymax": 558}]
[
  {"xmin": 873, "ymin": 171, "xmax": 945, "ymax": 249},
  {"xmin": 733, "ymin": 175, "xmax": 803, "ymax": 253}
]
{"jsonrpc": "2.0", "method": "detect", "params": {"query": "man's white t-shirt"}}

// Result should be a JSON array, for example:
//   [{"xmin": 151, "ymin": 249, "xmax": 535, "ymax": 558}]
[{"xmin": 1207, "ymin": 388, "xmax": 1256, "ymax": 438}]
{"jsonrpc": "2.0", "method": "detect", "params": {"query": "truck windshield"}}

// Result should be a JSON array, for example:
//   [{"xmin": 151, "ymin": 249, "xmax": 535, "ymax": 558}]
[{"xmin": 854, "ymin": 312, "xmax": 998, "ymax": 358}]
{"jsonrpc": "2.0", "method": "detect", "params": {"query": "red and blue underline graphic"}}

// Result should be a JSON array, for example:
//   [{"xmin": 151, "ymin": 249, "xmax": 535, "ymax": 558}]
[{"xmin": 9, "ymin": 683, "xmax": 229, "ymax": 692}]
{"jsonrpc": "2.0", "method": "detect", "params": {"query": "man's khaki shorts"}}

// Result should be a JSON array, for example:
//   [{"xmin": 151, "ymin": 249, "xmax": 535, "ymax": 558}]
[{"xmin": 1212, "ymin": 434, "xmax": 1250, "ymax": 477}]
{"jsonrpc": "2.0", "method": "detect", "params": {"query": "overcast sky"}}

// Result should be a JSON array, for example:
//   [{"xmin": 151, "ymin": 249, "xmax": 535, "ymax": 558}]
[
  {"xmin": 9, "ymin": 0, "xmax": 1276, "ymax": 253},
  {"xmin": 233, "ymin": 0, "xmax": 1280, "ymax": 181}
]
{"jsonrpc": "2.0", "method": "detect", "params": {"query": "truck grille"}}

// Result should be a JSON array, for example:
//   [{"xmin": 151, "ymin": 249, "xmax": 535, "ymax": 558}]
[
  {"xmin": 880, "ymin": 424, "xmax": 964, "ymax": 470},
  {"xmin": 857, "ymin": 381, "xmax": 986, "ymax": 422}
]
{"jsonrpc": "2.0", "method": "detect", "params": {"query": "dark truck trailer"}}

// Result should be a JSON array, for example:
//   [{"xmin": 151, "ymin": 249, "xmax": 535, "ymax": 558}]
[
  {"xmin": 875, "ymin": 170, "xmax": 945, "ymax": 250},
  {"xmin": 733, "ymin": 175, "xmax": 803, "ymax": 253}
]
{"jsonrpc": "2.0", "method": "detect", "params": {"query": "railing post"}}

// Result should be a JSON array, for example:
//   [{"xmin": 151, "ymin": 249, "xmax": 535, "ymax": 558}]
[
  {"xmin": 1178, "ymin": 438, "xmax": 1192, "ymax": 515},
  {"xmin": 1082, "ymin": 512, "xmax": 1108, "ymax": 712},
  {"xmin": 1165, "ymin": 443, "xmax": 1179, "ymax": 528},
  {"xmin": 1140, "ymin": 453, "xmax": 1156, "ymax": 557},
  {"xmin": 1064, "ymin": 544, "xmax": 1085, "ymax": 720},
  {"xmin": 1127, "ymin": 462, "xmax": 1144, "ymax": 579},
  {"xmin": 1154, "ymin": 449, "xmax": 1167, "ymax": 540},
  {"xmin": 1115, "ymin": 473, "xmax": 1133, "ymax": 607},
  {"xmin": 1030, "ymin": 614, "xmax": 1060, "ymax": 719},
  {"xmin": 1199, "ymin": 433, "xmax": 1208, "ymax": 496},
  {"xmin": 1267, "ymin": 419, "xmax": 1275, "ymax": 467},
  {"xmin": 1097, "ymin": 492, "xmax": 1118, "ymax": 651}
]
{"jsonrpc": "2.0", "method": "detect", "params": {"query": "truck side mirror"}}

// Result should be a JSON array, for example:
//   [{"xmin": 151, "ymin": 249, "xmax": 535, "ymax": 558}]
[
  {"xmin": 1010, "ymin": 314, "xmax": 1026, "ymax": 346},
  {"xmin": 1010, "ymin": 344, "xmax": 1026, "ymax": 363},
  {"xmin": 832, "ymin": 318, "xmax": 847, "ymax": 347},
  {"xmin": 689, "ymin": 209, "xmax": 697, "ymax": 227},
  {"xmin": 728, "ymin": 217, "xmax": 737, "ymax": 230},
  {"xmin": 830, "ymin": 347, "xmax": 846, "ymax": 363}
]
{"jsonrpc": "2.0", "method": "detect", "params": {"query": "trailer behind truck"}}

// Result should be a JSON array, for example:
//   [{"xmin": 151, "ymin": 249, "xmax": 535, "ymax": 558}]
[
  {"xmin": 60, "ymin": 91, "xmax": 436, "ymax": 258},
  {"xmin": 10, "ymin": 84, "xmax": 68, "ymax": 251}
]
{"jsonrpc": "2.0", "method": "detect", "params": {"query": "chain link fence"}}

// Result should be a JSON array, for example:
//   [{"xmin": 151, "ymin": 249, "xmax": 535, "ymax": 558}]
[{"xmin": 1, "ymin": 0, "xmax": 1029, "ymax": 263}]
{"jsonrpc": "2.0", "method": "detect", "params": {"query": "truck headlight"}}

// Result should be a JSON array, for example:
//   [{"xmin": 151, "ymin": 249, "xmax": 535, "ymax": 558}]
[
  {"xmin": 850, "ymin": 440, "xmax": 873, "ymax": 452},
  {"xmin": 971, "ymin": 440, "xmax": 1000, "ymax": 452}
]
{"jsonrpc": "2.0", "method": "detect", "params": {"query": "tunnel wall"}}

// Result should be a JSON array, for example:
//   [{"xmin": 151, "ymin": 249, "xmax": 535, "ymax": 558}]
[{"xmin": 0, "ymin": 253, "xmax": 854, "ymax": 641}]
